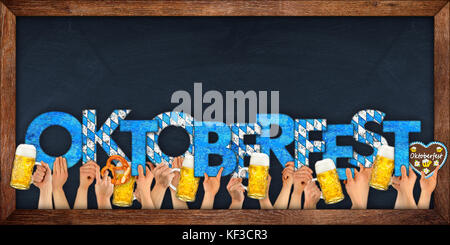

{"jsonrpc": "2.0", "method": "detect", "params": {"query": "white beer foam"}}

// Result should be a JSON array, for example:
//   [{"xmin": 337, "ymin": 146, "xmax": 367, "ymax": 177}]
[
  {"xmin": 377, "ymin": 145, "xmax": 394, "ymax": 160},
  {"xmin": 182, "ymin": 154, "xmax": 194, "ymax": 168},
  {"xmin": 315, "ymin": 158, "xmax": 336, "ymax": 174},
  {"xmin": 16, "ymin": 144, "xmax": 36, "ymax": 158},
  {"xmin": 249, "ymin": 153, "xmax": 270, "ymax": 166}
]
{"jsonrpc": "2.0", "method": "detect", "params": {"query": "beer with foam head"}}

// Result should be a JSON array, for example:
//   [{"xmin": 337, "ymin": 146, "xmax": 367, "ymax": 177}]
[
  {"xmin": 315, "ymin": 159, "xmax": 344, "ymax": 204},
  {"xmin": 10, "ymin": 144, "xmax": 38, "ymax": 190},
  {"xmin": 369, "ymin": 145, "xmax": 395, "ymax": 191},
  {"xmin": 111, "ymin": 163, "xmax": 135, "ymax": 207},
  {"xmin": 175, "ymin": 155, "xmax": 200, "ymax": 202},
  {"xmin": 247, "ymin": 153, "xmax": 270, "ymax": 200}
]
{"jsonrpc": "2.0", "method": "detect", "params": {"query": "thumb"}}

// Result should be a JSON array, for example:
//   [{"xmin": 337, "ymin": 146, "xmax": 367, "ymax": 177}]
[{"xmin": 345, "ymin": 168, "xmax": 353, "ymax": 182}]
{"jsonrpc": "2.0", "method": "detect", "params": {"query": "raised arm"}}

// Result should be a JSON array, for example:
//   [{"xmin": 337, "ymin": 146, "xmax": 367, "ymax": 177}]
[
  {"xmin": 392, "ymin": 166, "xmax": 418, "ymax": 209},
  {"xmin": 95, "ymin": 167, "xmax": 113, "ymax": 209},
  {"xmin": 32, "ymin": 162, "xmax": 53, "ymax": 209},
  {"xmin": 73, "ymin": 161, "xmax": 98, "ymax": 209},
  {"xmin": 273, "ymin": 161, "xmax": 294, "ymax": 209},
  {"xmin": 289, "ymin": 165, "xmax": 313, "ymax": 209},
  {"xmin": 149, "ymin": 163, "xmax": 174, "ymax": 209},
  {"xmin": 344, "ymin": 163, "xmax": 372, "ymax": 209},
  {"xmin": 201, "ymin": 167, "xmax": 223, "ymax": 209},
  {"xmin": 227, "ymin": 176, "xmax": 245, "ymax": 209},
  {"xmin": 135, "ymin": 164, "xmax": 155, "ymax": 209},
  {"xmin": 52, "ymin": 157, "xmax": 70, "ymax": 209},
  {"xmin": 418, "ymin": 167, "xmax": 439, "ymax": 209}
]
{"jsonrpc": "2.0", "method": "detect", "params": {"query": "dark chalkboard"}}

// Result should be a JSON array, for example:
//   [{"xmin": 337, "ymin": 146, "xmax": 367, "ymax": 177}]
[{"xmin": 16, "ymin": 17, "xmax": 434, "ymax": 210}]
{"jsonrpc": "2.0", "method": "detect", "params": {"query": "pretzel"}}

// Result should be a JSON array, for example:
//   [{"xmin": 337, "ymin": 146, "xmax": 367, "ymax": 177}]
[{"xmin": 101, "ymin": 155, "xmax": 131, "ymax": 185}]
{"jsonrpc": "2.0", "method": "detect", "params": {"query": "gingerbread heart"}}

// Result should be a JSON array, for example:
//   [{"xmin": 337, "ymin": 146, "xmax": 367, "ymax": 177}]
[{"xmin": 409, "ymin": 141, "xmax": 447, "ymax": 178}]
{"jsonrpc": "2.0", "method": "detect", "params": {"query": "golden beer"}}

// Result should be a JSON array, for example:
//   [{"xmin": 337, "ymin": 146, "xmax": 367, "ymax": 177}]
[
  {"xmin": 171, "ymin": 154, "xmax": 200, "ymax": 202},
  {"xmin": 176, "ymin": 166, "xmax": 200, "ymax": 202},
  {"xmin": 315, "ymin": 159, "xmax": 344, "ymax": 204},
  {"xmin": 369, "ymin": 145, "xmax": 395, "ymax": 191},
  {"xmin": 10, "ymin": 144, "xmax": 37, "ymax": 190},
  {"xmin": 112, "ymin": 174, "xmax": 135, "ymax": 207},
  {"xmin": 239, "ymin": 153, "xmax": 270, "ymax": 200},
  {"xmin": 247, "ymin": 164, "xmax": 269, "ymax": 199}
]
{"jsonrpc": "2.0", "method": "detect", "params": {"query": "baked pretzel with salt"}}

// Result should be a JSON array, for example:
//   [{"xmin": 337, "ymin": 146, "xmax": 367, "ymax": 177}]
[{"xmin": 101, "ymin": 155, "xmax": 131, "ymax": 185}]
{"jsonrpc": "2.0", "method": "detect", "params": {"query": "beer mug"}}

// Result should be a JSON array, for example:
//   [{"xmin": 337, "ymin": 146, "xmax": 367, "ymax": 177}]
[
  {"xmin": 111, "ymin": 166, "xmax": 135, "ymax": 207},
  {"xmin": 369, "ymin": 145, "xmax": 395, "ymax": 191},
  {"xmin": 169, "ymin": 154, "xmax": 200, "ymax": 202},
  {"xmin": 10, "ymin": 144, "xmax": 41, "ymax": 190},
  {"xmin": 314, "ymin": 159, "xmax": 344, "ymax": 204},
  {"xmin": 238, "ymin": 153, "xmax": 270, "ymax": 200}
]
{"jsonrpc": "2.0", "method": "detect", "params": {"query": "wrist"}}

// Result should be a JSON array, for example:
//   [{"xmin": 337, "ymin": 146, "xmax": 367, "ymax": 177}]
[
  {"xmin": 204, "ymin": 192, "xmax": 216, "ymax": 200},
  {"xmin": 154, "ymin": 183, "xmax": 168, "ymax": 191},
  {"xmin": 292, "ymin": 186, "xmax": 304, "ymax": 195},
  {"xmin": 230, "ymin": 200, "xmax": 243, "ymax": 209},
  {"xmin": 78, "ymin": 185, "xmax": 89, "ymax": 192},
  {"xmin": 97, "ymin": 196, "xmax": 111, "ymax": 209},
  {"xmin": 304, "ymin": 201, "xmax": 316, "ymax": 209}
]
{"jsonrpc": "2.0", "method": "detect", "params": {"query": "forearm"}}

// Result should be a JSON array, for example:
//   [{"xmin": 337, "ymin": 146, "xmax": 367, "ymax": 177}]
[
  {"xmin": 201, "ymin": 193, "xmax": 215, "ymax": 209},
  {"xmin": 38, "ymin": 188, "xmax": 53, "ymax": 209},
  {"xmin": 140, "ymin": 190, "xmax": 155, "ymax": 209},
  {"xmin": 259, "ymin": 198, "xmax": 273, "ymax": 209},
  {"xmin": 395, "ymin": 192, "xmax": 417, "ymax": 209},
  {"xmin": 74, "ymin": 187, "xmax": 88, "ymax": 209},
  {"xmin": 288, "ymin": 190, "xmax": 302, "ymax": 209},
  {"xmin": 52, "ymin": 187, "xmax": 70, "ymax": 209},
  {"xmin": 97, "ymin": 197, "xmax": 112, "ymax": 209},
  {"xmin": 229, "ymin": 200, "xmax": 243, "ymax": 209},
  {"xmin": 273, "ymin": 184, "xmax": 292, "ymax": 209},
  {"xmin": 170, "ymin": 189, "xmax": 188, "ymax": 209},
  {"xmin": 151, "ymin": 184, "xmax": 167, "ymax": 209},
  {"xmin": 418, "ymin": 191, "xmax": 432, "ymax": 209}
]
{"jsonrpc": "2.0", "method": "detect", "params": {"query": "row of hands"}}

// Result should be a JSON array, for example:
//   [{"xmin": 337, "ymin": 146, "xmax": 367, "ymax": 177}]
[{"xmin": 32, "ymin": 157, "xmax": 438, "ymax": 210}]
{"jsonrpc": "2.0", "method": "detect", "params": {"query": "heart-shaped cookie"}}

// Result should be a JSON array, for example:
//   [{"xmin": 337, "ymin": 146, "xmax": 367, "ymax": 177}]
[{"xmin": 409, "ymin": 141, "xmax": 447, "ymax": 178}]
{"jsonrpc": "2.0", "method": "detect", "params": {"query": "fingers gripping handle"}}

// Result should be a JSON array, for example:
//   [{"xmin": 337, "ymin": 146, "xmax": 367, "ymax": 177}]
[
  {"xmin": 169, "ymin": 168, "xmax": 181, "ymax": 191},
  {"xmin": 237, "ymin": 167, "xmax": 249, "ymax": 191},
  {"xmin": 311, "ymin": 178, "xmax": 324, "ymax": 200}
]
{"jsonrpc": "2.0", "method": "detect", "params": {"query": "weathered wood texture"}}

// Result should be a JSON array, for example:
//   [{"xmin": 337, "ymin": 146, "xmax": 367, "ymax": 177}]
[
  {"xmin": 1, "ymin": 0, "xmax": 448, "ymax": 16},
  {"xmin": 0, "ymin": 1, "xmax": 15, "ymax": 221},
  {"xmin": 0, "ymin": 0, "xmax": 449, "ymax": 225},
  {"xmin": 2, "ymin": 209, "xmax": 448, "ymax": 225},
  {"xmin": 434, "ymin": 2, "xmax": 450, "ymax": 223}
]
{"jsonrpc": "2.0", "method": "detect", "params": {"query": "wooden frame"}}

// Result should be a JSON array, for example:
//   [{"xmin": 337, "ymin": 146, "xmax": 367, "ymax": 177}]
[{"xmin": 0, "ymin": 0, "xmax": 448, "ymax": 225}]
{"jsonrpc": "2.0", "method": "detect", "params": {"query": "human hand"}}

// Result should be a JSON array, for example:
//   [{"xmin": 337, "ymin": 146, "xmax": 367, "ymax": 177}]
[
  {"xmin": 52, "ymin": 157, "xmax": 68, "ymax": 191},
  {"xmin": 150, "ymin": 163, "xmax": 175, "ymax": 189},
  {"xmin": 227, "ymin": 177, "xmax": 245, "ymax": 209},
  {"xmin": 32, "ymin": 161, "xmax": 52, "ymax": 191},
  {"xmin": 420, "ymin": 167, "xmax": 439, "ymax": 195},
  {"xmin": 203, "ymin": 167, "xmax": 224, "ymax": 197},
  {"xmin": 281, "ymin": 162, "xmax": 295, "ymax": 187},
  {"xmin": 170, "ymin": 156, "xmax": 183, "ymax": 190},
  {"xmin": 344, "ymin": 164, "xmax": 372, "ymax": 209},
  {"xmin": 303, "ymin": 181, "xmax": 321, "ymax": 209},
  {"xmin": 392, "ymin": 165, "xmax": 417, "ymax": 196},
  {"xmin": 392, "ymin": 165, "xmax": 417, "ymax": 209},
  {"xmin": 95, "ymin": 168, "xmax": 113, "ymax": 209},
  {"xmin": 135, "ymin": 164, "xmax": 154, "ymax": 209},
  {"xmin": 79, "ymin": 161, "xmax": 98, "ymax": 190},
  {"xmin": 293, "ymin": 165, "xmax": 313, "ymax": 194}
]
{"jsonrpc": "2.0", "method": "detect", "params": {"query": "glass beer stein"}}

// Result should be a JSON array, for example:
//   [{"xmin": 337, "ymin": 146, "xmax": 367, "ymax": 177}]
[
  {"xmin": 170, "ymin": 154, "xmax": 200, "ymax": 202},
  {"xmin": 369, "ymin": 145, "xmax": 395, "ymax": 191},
  {"xmin": 314, "ymin": 159, "xmax": 344, "ymax": 204},
  {"xmin": 112, "ymin": 171, "xmax": 136, "ymax": 207},
  {"xmin": 10, "ymin": 144, "xmax": 41, "ymax": 190},
  {"xmin": 238, "ymin": 153, "xmax": 270, "ymax": 200}
]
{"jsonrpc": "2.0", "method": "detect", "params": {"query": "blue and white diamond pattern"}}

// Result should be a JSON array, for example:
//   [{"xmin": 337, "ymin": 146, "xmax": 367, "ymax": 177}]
[
  {"xmin": 295, "ymin": 119, "xmax": 327, "ymax": 168},
  {"xmin": 229, "ymin": 123, "xmax": 261, "ymax": 177},
  {"xmin": 82, "ymin": 109, "xmax": 131, "ymax": 164},
  {"xmin": 350, "ymin": 109, "xmax": 387, "ymax": 167},
  {"xmin": 146, "ymin": 111, "xmax": 194, "ymax": 167}
]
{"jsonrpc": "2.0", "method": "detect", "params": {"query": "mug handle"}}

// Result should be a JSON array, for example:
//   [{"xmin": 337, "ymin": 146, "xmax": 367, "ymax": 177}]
[
  {"xmin": 311, "ymin": 178, "xmax": 324, "ymax": 199},
  {"xmin": 30, "ymin": 161, "xmax": 43, "ymax": 185},
  {"xmin": 237, "ymin": 167, "xmax": 249, "ymax": 191},
  {"xmin": 168, "ymin": 168, "xmax": 181, "ymax": 191}
]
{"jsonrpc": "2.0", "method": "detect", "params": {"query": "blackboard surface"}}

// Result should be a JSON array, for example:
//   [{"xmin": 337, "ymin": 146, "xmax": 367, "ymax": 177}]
[{"xmin": 16, "ymin": 17, "xmax": 433, "ymax": 209}]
